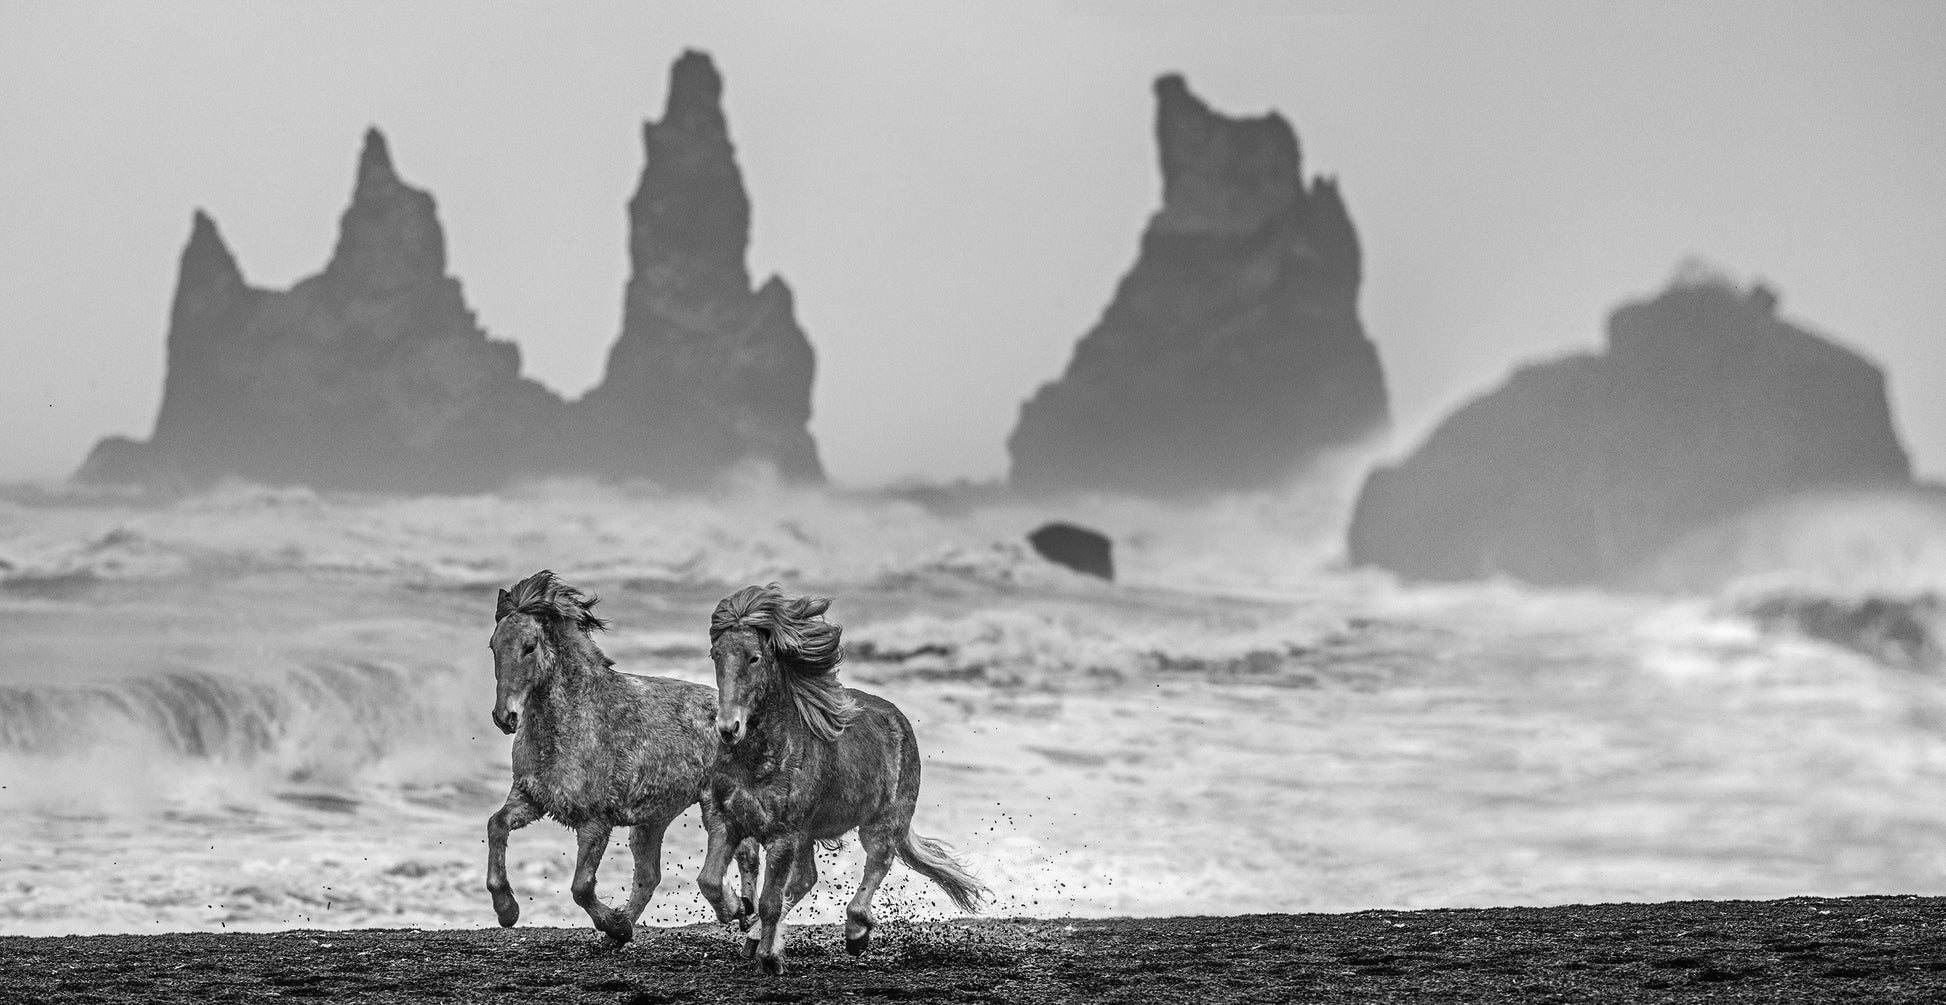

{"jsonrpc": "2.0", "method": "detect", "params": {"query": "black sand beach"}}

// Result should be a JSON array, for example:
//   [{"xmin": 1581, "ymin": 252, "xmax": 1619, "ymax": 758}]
[{"xmin": 5, "ymin": 896, "xmax": 1944, "ymax": 1003}]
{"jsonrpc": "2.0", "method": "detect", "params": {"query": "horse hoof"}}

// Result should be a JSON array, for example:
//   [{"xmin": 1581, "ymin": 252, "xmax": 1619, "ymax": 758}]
[
  {"xmin": 845, "ymin": 930, "xmax": 871, "ymax": 956},
  {"xmin": 739, "ymin": 935, "xmax": 759, "ymax": 960},
  {"xmin": 758, "ymin": 952, "xmax": 785, "ymax": 976},
  {"xmin": 603, "ymin": 921, "xmax": 635, "ymax": 945}
]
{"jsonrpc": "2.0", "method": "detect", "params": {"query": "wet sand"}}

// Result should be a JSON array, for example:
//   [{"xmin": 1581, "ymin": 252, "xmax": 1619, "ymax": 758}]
[{"xmin": 4, "ymin": 895, "xmax": 1943, "ymax": 1003}]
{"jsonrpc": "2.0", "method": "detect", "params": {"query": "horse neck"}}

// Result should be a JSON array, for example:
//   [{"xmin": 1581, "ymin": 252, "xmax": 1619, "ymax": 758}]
[
  {"xmin": 554, "ymin": 627, "xmax": 612, "ymax": 683},
  {"xmin": 525, "ymin": 628, "xmax": 616, "ymax": 750},
  {"xmin": 738, "ymin": 658, "xmax": 812, "ymax": 765}
]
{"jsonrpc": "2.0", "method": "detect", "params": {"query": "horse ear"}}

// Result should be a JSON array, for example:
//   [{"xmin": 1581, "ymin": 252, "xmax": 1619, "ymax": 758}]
[{"xmin": 495, "ymin": 588, "xmax": 513, "ymax": 621}]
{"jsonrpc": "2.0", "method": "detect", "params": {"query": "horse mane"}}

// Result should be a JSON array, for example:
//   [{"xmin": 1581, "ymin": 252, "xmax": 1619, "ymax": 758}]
[
  {"xmin": 497, "ymin": 570, "xmax": 614, "ymax": 667},
  {"xmin": 710, "ymin": 583, "xmax": 858, "ymax": 741}
]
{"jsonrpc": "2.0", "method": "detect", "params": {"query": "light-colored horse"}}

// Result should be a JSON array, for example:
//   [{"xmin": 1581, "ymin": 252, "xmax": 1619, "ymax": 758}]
[
  {"xmin": 485, "ymin": 570, "xmax": 758, "ymax": 943},
  {"xmin": 699, "ymin": 584, "xmax": 988, "ymax": 975}
]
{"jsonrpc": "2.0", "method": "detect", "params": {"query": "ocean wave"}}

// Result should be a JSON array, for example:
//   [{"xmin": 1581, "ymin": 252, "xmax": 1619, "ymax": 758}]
[
  {"xmin": 1733, "ymin": 591, "xmax": 1944, "ymax": 673},
  {"xmin": 842, "ymin": 601, "xmax": 1418, "ymax": 690},
  {"xmin": 0, "ymin": 652, "xmax": 487, "ymax": 819},
  {"xmin": 0, "ymin": 660, "xmax": 449, "ymax": 760},
  {"xmin": 11, "ymin": 469, "xmax": 1946, "ymax": 935},
  {"xmin": 1632, "ymin": 485, "xmax": 1946, "ymax": 596},
  {"xmin": 0, "ymin": 467, "xmax": 1366, "ymax": 596}
]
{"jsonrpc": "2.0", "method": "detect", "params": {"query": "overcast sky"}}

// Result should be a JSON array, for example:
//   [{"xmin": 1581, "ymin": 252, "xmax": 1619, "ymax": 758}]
[{"xmin": 3, "ymin": 2, "xmax": 1943, "ymax": 487}]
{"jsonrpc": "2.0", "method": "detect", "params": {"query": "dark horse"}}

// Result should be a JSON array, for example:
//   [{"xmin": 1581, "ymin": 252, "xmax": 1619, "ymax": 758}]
[
  {"xmin": 699, "ymin": 584, "xmax": 988, "ymax": 975},
  {"xmin": 486, "ymin": 570, "xmax": 758, "ymax": 943}
]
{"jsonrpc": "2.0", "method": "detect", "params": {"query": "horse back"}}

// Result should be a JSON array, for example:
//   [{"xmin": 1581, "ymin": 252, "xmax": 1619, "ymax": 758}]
[
  {"xmin": 519, "ymin": 671, "xmax": 720, "ymax": 826},
  {"xmin": 611, "ymin": 672, "xmax": 717, "ymax": 728},
  {"xmin": 604, "ymin": 671, "xmax": 719, "ymax": 770},
  {"xmin": 805, "ymin": 688, "xmax": 923, "ymax": 836}
]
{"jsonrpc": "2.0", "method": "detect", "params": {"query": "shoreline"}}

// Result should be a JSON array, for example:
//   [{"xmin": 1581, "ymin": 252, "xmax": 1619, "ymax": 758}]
[{"xmin": 5, "ymin": 895, "xmax": 1943, "ymax": 1003}]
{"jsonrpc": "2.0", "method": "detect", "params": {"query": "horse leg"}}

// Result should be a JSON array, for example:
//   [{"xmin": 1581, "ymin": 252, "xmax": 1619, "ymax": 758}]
[
  {"xmin": 624, "ymin": 819, "xmax": 670, "ymax": 926},
  {"xmin": 845, "ymin": 826, "xmax": 898, "ymax": 955},
  {"xmin": 751, "ymin": 835, "xmax": 803, "ymax": 976},
  {"xmin": 571, "ymin": 822, "xmax": 633, "ymax": 944},
  {"xmin": 766, "ymin": 837, "xmax": 820, "ymax": 964},
  {"xmin": 735, "ymin": 837, "xmax": 762, "ymax": 926},
  {"xmin": 692, "ymin": 806, "xmax": 751, "ymax": 930},
  {"xmin": 485, "ymin": 790, "xmax": 541, "ymax": 927},
  {"xmin": 737, "ymin": 842, "xmax": 765, "ymax": 961},
  {"xmin": 696, "ymin": 804, "xmax": 750, "ymax": 928}
]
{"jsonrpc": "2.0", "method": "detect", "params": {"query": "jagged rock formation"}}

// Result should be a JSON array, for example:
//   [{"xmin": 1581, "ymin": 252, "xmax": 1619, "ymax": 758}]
[
  {"xmin": 571, "ymin": 50, "xmax": 823, "ymax": 483},
  {"xmin": 1348, "ymin": 274, "xmax": 1913, "ymax": 586},
  {"xmin": 77, "ymin": 130, "xmax": 563, "ymax": 492},
  {"xmin": 1007, "ymin": 74, "xmax": 1389, "ymax": 496},
  {"xmin": 78, "ymin": 51, "xmax": 826, "ymax": 494}
]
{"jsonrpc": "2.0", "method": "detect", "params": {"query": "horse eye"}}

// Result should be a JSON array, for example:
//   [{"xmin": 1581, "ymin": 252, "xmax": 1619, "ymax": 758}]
[{"xmin": 523, "ymin": 641, "xmax": 537, "ymax": 655}]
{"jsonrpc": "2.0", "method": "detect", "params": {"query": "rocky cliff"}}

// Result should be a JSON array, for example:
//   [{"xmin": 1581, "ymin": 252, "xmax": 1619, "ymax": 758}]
[
  {"xmin": 1007, "ymin": 74, "xmax": 1389, "ymax": 496},
  {"xmin": 1347, "ymin": 274, "xmax": 1913, "ymax": 586},
  {"xmin": 571, "ymin": 50, "xmax": 824, "ymax": 484},
  {"xmin": 77, "ymin": 130, "xmax": 562, "ymax": 492}
]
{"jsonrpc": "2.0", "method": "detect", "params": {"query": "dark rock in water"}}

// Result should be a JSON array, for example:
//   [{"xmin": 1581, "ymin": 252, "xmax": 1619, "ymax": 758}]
[
  {"xmin": 571, "ymin": 50, "xmax": 824, "ymax": 484},
  {"xmin": 1348, "ymin": 274, "xmax": 1912, "ymax": 586},
  {"xmin": 1027, "ymin": 523, "xmax": 1114, "ymax": 581},
  {"xmin": 1007, "ymin": 74, "xmax": 1389, "ymax": 496},
  {"xmin": 75, "ymin": 132, "xmax": 564, "ymax": 493},
  {"xmin": 1740, "ymin": 593, "xmax": 1943, "ymax": 672}
]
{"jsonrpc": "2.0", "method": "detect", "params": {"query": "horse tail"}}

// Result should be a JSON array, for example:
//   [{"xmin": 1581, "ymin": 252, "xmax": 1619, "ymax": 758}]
[{"xmin": 896, "ymin": 828, "xmax": 989, "ymax": 913}]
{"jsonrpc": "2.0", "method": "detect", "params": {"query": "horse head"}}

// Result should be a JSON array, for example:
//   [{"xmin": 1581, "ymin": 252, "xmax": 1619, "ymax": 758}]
[
  {"xmin": 708, "ymin": 620, "xmax": 772, "ymax": 746},
  {"xmin": 489, "ymin": 570, "xmax": 608, "ymax": 735},
  {"xmin": 709, "ymin": 583, "xmax": 856, "ymax": 746}
]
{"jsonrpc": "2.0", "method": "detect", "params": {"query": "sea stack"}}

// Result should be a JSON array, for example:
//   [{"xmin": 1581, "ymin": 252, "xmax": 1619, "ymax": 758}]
[
  {"xmin": 1347, "ymin": 271, "xmax": 1912, "ymax": 586},
  {"xmin": 76, "ymin": 130, "xmax": 562, "ymax": 492},
  {"xmin": 1006, "ymin": 74, "xmax": 1389, "ymax": 496},
  {"xmin": 77, "ymin": 50, "xmax": 827, "ymax": 495},
  {"xmin": 571, "ymin": 50, "xmax": 824, "ymax": 484}
]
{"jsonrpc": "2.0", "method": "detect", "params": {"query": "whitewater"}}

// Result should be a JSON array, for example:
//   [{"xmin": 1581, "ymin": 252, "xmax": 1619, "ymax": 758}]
[{"xmin": 4, "ymin": 465, "xmax": 1946, "ymax": 937}]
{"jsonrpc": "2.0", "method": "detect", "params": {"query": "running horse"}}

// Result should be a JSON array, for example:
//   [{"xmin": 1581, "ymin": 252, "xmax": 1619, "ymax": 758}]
[
  {"xmin": 484, "ymin": 570, "xmax": 759, "ymax": 943},
  {"xmin": 699, "ymin": 584, "xmax": 988, "ymax": 975}
]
